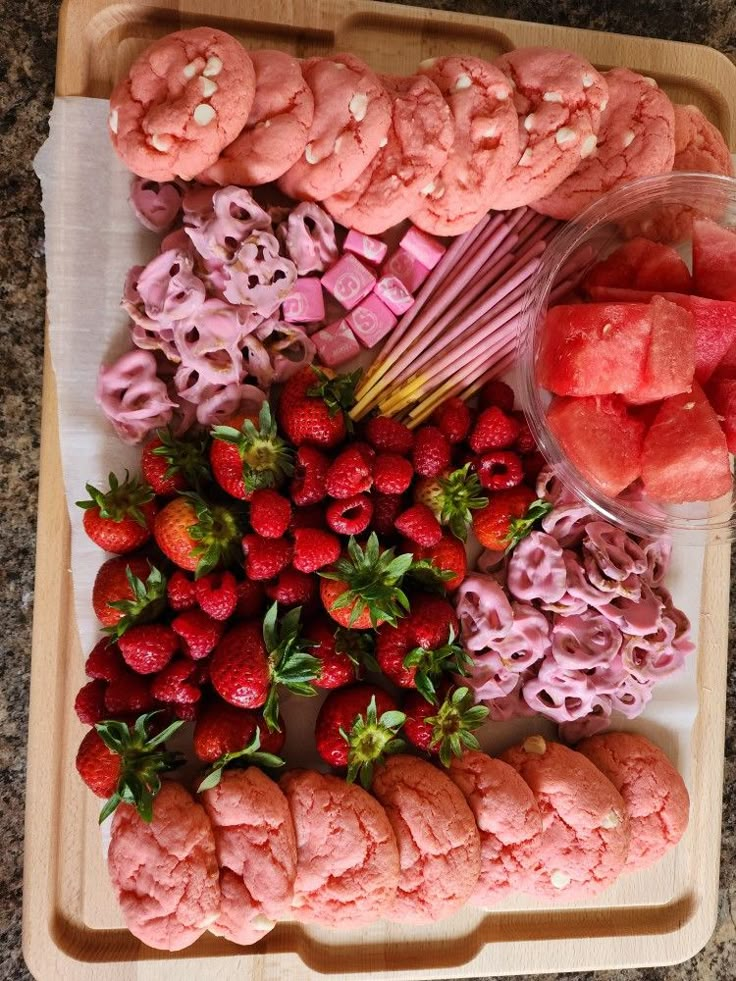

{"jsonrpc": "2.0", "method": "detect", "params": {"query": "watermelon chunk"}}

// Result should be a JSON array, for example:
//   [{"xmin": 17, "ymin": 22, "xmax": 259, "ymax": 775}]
[
  {"xmin": 584, "ymin": 238, "xmax": 692, "ymax": 294},
  {"xmin": 625, "ymin": 297, "xmax": 695, "ymax": 404},
  {"xmin": 546, "ymin": 395, "xmax": 646, "ymax": 497},
  {"xmin": 692, "ymin": 218, "xmax": 736, "ymax": 301},
  {"xmin": 708, "ymin": 376, "xmax": 736, "ymax": 453},
  {"xmin": 712, "ymin": 337, "xmax": 736, "ymax": 380},
  {"xmin": 641, "ymin": 383, "xmax": 732, "ymax": 502},
  {"xmin": 537, "ymin": 303, "xmax": 652, "ymax": 396}
]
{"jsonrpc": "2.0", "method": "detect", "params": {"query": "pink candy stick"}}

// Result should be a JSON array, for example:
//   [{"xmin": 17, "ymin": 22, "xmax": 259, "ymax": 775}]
[
  {"xmin": 549, "ymin": 277, "xmax": 580, "ymax": 305},
  {"xmin": 516, "ymin": 216, "xmax": 560, "ymax": 253}
]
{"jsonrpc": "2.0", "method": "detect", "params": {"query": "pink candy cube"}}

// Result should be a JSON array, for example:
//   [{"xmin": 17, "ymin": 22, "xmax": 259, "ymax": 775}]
[
  {"xmin": 400, "ymin": 226, "xmax": 446, "ymax": 270},
  {"xmin": 383, "ymin": 248, "xmax": 431, "ymax": 293},
  {"xmin": 344, "ymin": 229, "xmax": 388, "ymax": 266},
  {"xmin": 321, "ymin": 254, "xmax": 376, "ymax": 310},
  {"xmin": 348, "ymin": 294, "xmax": 398, "ymax": 348},
  {"xmin": 312, "ymin": 319, "xmax": 362, "ymax": 368},
  {"xmin": 281, "ymin": 277, "xmax": 325, "ymax": 324},
  {"xmin": 374, "ymin": 275, "xmax": 414, "ymax": 316}
]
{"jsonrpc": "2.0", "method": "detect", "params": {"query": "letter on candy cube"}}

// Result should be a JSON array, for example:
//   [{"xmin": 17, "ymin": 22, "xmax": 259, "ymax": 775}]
[
  {"xmin": 374, "ymin": 275, "xmax": 414, "ymax": 316},
  {"xmin": 383, "ymin": 248, "xmax": 431, "ymax": 294},
  {"xmin": 399, "ymin": 226, "xmax": 446, "ymax": 270},
  {"xmin": 344, "ymin": 230, "xmax": 388, "ymax": 266},
  {"xmin": 281, "ymin": 277, "xmax": 326, "ymax": 323},
  {"xmin": 321, "ymin": 254, "xmax": 376, "ymax": 310},
  {"xmin": 312, "ymin": 319, "xmax": 362, "ymax": 368},
  {"xmin": 348, "ymin": 294, "xmax": 398, "ymax": 348}
]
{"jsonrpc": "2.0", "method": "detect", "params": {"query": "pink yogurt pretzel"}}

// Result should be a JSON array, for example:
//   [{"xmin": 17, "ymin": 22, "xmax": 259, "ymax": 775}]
[
  {"xmin": 455, "ymin": 573, "xmax": 514, "ymax": 651},
  {"xmin": 279, "ymin": 202, "xmax": 339, "ymax": 275},
  {"xmin": 129, "ymin": 178, "xmax": 182, "ymax": 232},
  {"xmin": 506, "ymin": 531, "xmax": 567, "ymax": 604},
  {"xmin": 96, "ymin": 349, "xmax": 176, "ymax": 444}
]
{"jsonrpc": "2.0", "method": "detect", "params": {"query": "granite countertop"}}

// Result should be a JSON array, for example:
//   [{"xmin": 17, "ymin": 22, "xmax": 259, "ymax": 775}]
[{"xmin": 2, "ymin": 0, "xmax": 735, "ymax": 978}]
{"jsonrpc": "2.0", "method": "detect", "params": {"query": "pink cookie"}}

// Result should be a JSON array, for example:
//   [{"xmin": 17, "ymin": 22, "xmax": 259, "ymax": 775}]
[
  {"xmin": 371, "ymin": 755, "xmax": 481, "ymax": 923},
  {"xmin": 501, "ymin": 737, "xmax": 630, "ymax": 900},
  {"xmin": 280, "ymin": 769, "xmax": 400, "ymax": 928},
  {"xmin": 374, "ymin": 275, "xmax": 414, "ymax": 315},
  {"xmin": 384, "ymin": 247, "xmax": 431, "ymax": 293},
  {"xmin": 348, "ymin": 294, "xmax": 397, "ymax": 347},
  {"xmin": 324, "ymin": 73, "xmax": 454, "ymax": 234},
  {"xmin": 109, "ymin": 28, "xmax": 256, "ymax": 181},
  {"xmin": 278, "ymin": 53, "xmax": 392, "ymax": 201},
  {"xmin": 321, "ymin": 253, "xmax": 376, "ymax": 310},
  {"xmin": 400, "ymin": 226, "xmax": 446, "ymax": 270},
  {"xmin": 577, "ymin": 731, "xmax": 690, "ymax": 871},
  {"xmin": 533, "ymin": 69, "xmax": 675, "ymax": 220},
  {"xmin": 673, "ymin": 103, "xmax": 733, "ymax": 176},
  {"xmin": 108, "ymin": 782, "xmax": 221, "ymax": 951},
  {"xmin": 201, "ymin": 768, "xmax": 297, "ymax": 946},
  {"xmin": 448, "ymin": 751, "xmax": 543, "ymax": 907},
  {"xmin": 492, "ymin": 47, "xmax": 609, "ymax": 210},
  {"xmin": 282, "ymin": 277, "xmax": 325, "ymax": 324},
  {"xmin": 312, "ymin": 319, "xmax": 361, "ymax": 367},
  {"xmin": 410, "ymin": 56, "xmax": 519, "ymax": 235},
  {"xmin": 344, "ymin": 229, "xmax": 388, "ymax": 265},
  {"xmin": 199, "ymin": 50, "xmax": 314, "ymax": 186}
]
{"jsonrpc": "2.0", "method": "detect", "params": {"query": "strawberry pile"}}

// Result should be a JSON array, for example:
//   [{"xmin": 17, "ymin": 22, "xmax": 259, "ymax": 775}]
[{"xmin": 74, "ymin": 364, "xmax": 546, "ymax": 820}]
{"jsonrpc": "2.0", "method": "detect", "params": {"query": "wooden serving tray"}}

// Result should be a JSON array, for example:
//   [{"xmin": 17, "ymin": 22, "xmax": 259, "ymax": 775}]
[{"xmin": 24, "ymin": 0, "xmax": 734, "ymax": 977}]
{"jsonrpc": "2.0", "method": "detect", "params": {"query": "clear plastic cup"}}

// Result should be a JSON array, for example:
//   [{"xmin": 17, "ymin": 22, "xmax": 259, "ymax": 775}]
[{"xmin": 516, "ymin": 172, "xmax": 736, "ymax": 545}]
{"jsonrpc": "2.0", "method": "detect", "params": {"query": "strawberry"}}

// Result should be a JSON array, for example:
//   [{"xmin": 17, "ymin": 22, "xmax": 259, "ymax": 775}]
[
  {"xmin": 472, "ymin": 488, "xmax": 550, "ymax": 551},
  {"xmin": 209, "ymin": 603, "xmax": 320, "ymax": 728},
  {"xmin": 74, "ymin": 680, "xmax": 107, "ymax": 725},
  {"xmin": 403, "ymin": 686, "xmax": 489, "ymax": 766},
  {"xmin": 478, "ymin": 379, "xmax": 515, "ymax": 413},
  {"xmin": 278, "ymin": 365, "xmax": 358, "ymax": 449},
  {"xmin": 235, "ymin": 578, "xmax": 265, "ymax": 617},
  {"xmin": 476, "ymin": 451, "xmax": 523, "ymax": 491},
  {"xmin": 210, "ymin": 403, "xmax": 293, "ymax": 501},
  {"xmin": 242, "ymin": 534, "xmax": 293, "ymax": 580},
  {"xmin": 413, "ymin": 463, "xmax": 487, "ymax": 541},
  {"xmin": 166, "ymin": 569, "xmax": 197, "ymax": 612},
  {"xmin": 512, "ymin": 411, "xmax": 537, "ymax": 454},
  {"xmin": 326, "ymin": 494, "xmax": 373, "ymax": 536},
  {"xmin": 154, "ymin": 494, "xmax": 242, "ymax": 577},
  {"xmin": 305, "ymin": 616, "xmax": 360, "ymax": 689},
  {"xmin": 468, "ymin": 406, "xmax": 520, "ymax": 453},
  {"xmin": 373, "ymin": 453, "xmax": 413, "ymax": 494},
  {"xmin": 149, "ymin": 658, "xmax": 202, "ymax": 705},
  {"xmin": 319, "ymin": 533, "xmax": 415, "ymax": 629},
  {"xmin": 314, "ymin": 685, "xmax": 405, "ymax": 786},
  {"xmin": 412, "ymin": 425, "xmax": 451, "ymax": 477},
  {"xmin": 193, "ymin": 700, "xmax": 286, "ymax": 763},
  {"xmin": 141, "ymin": 428, "xmax": 210, "ymax": 496},
  {"xmin": 290, "ymin": 446, "xmax": 330, "ymax": 505},
  {"xmin": 249, "ymin": 488, "xmax": 292, "ymax": 538},
  {"xmin": 265, "ymin": 568, "xmax": 317, "ymax": 608},
  {"xmin": 75, "ymin": 712, "xmax": 184, "ymax": 821},
  {"xmin": 413, "ymin": 535, "xmax": 467, "ymax": 591},
  {"xmin": 364, "ymin": 415, "xmax": 414, "ymax": 455},
  {"xmin": 195, "ymin": 570, "xmax": 237, "ymax": 620},
  {"xmin": 371, "ymin": 493, "xmax": 403, "ymax": 536},
  {"xmin": 85, "ymin": 637, "xmax": 126, "ymax": 682},
  {"xmin": 77, "ymin": 472, "xmax": 157, "ymax": 554},
  {"xmin": 93, "ymin": 557, "xmax": 167, "ymax": 636},
  {"xmin": 432, "ymin": 397, "xmax": 471, "ymax": 444},
  {"xmin": 325, "ymin": 446, "xmax": 373, "ymax": 499},
  {"xmin": 292, "ymin": 527, "xmax": 341, "ymax": 573},
  {"xmin": 394, "ymin": 503, "xmax": 442, "ymax": 547},
  {"xmin": 290, "ymin": 504, "xmax": 327, "ymax": 530},
  {"xmin": 103, "ymin": 667, "xmax": 155, "ymax": 715},
  {"xmin": 118, "ymin": 623, "xmax": 179, "ymax": 675},
  {"xmin": 171, "ymin": 608, "xmax": 224, "ymax": 659}
]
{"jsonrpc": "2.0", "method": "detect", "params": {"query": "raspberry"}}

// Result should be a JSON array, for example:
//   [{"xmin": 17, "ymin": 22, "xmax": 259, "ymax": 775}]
[
  {"xmin": 364, "ymin": 415, "xmax": 414, "ymax": 455},
  {"xmin": 476, "ymin": 451, "xmax": 524, "ymax": 491},
  {"xmin": 325, "ymin": 446, "xmax": 373, "ymax": 499},
  {"xmin": 172, "ymin": 608, "xmax": 224, "ymax": 660},
  {"xmin": 326, "ymin": 494, "xmax": 374, "ymax": 535},
  {"xmin": 241, "ymin": 534, "xmax": 293, "ymax": 581},
  {"xmin": 290, "ymin": 504, "xmax": 327, "ymax": 530},
  {"xmin": 394, "ymin": 503, "xmax": 442, "ymax": 547},
  {"xmin": 118, "ymin": 623, "xmax": 179, "ymax": 675},
  {"xmin": 371, "ymin": 494, "xmax": 403, "ymax": 536},
  {"xmin": 265, "ymin": 568, "xmax": 318, "ymax": 607},
  {"xmin": 290, "ymin": 446, "xmax": 330, "ymax": 505},
  {"xmin": 373, "ymin": 453, "xmax": 414, "ymax": 494},
  {"xmin": 512, "ymin": 411, "xmax": 538, "ymax": 454},
  {"xmin": 74, "ymin": 679, "xmax": 107, "ymax": 725},
  {"xmin": 432, "ymin": 397, "xmax": 471, "ymax": 444},
  {"xmin": 293, "ymin": 527, "xmax": 342, "ymax": 573},
  {"xmin": 85, "ymin": 637, "xmax": 125, "ymax": 682},
  {"xmin": 468, "ymin": 407, "xmax": 520, "ymax": 453},
  {"xmin": 194, "ymin": 570, "xmax": 238, "ymax": 620},
  {"xmin": 523, "ymin": 450, "xmax": 547, "ymax": 483},
  {"xmin": 412, "ymin": 425, "xmax": 452, "ymax": 478},
  {"xmin": 478, "ymin": 379, "xmax": 515, "ymax": 413},
  {"xmin": 166, "ymin": 569, "xmax": 197, "ymax": 612},
  {"xmin": 249, "ymin": 488, "xmax": 292, "ymax": 538},
  {"xmin": 234, "ymin": 578, "xmax": 265, "ymax": 617}
]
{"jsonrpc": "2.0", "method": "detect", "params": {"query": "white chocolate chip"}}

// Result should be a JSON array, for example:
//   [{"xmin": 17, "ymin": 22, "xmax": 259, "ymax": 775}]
[
  {"xmin": 600, "ymin": 97, "xmax": 609, "ymax": 112},
  {"xmin": 550, "ymin": 870, "xmax": 571, "ymax": 890},
  {"xmin": 580, "ymin": 134, "xmax": 598, "ymax": 158},
  {"xmin": 150, "ymin": 133, "xmax": 172, "ymax": 152},
  {"xmin": 484, "ymin": 123, "xmax": 498, "ymax": 138},
  {"xmin": 496, "ymin": 86, "xmax": 509, "ymax": 101},
  {"xmin": 555, "ymin": 127, "xmax": 577, "ymax": 146},
  {"xmin": 582, "ymin": 73, "xmax": 595, "ymax": 88},
  {"xmin": 193, "ymin": 103, "xmax": 216, "ymax": 126},
  {"xmin": 683, "ymin": 401, "xmax": 695, "ymax": 410},
  {"xmin": 643, "ymin": 76, "xmax": 658, "ymax": 87},
  {"xmin": 304, "ymin": 142, "xmax": 320, "ymax": 165},
  {"xmin": 200, "ymin": 76, "xmax": 218, "ymax": 98},
  {"xmin": 623, "ymin": 130, "xmax": 635, "ymax": 148},
  {"xmin": 202, "ymin": 56, "xmax": 223, "ymax": 78},
  {"xmin": 421, "ymin": 181, "xmax": 435, "ymax": 196},
  {"xmin": 334, "ymin": 135, "xmax": 343, "ymax": 153},
  {"xmin": 601, "ymin": 322, "xmax": 612, "ymax": 335},
  {"xmin": 434, "ymin": 182, "xmax": 445, "ymax": 200},
  {"xmin": 183, "ymin": 60, "xmax": 200, "ymax": 80},
  {"xmin": 518, "ymin": 148, "xmax": 533, "ymax": 166},
  {"xmin": 292, "ymin": 894, "xmax": 306, "ymax": 908},
  {"xmin": 523, "ymin": 735, "xmax": 546, "ymax": 755},
  {"xmin": 349, "ymin": 92, "xmax": 368, "ymax": 122},
  {"xmin": 108, "ymin": 108, "xmax": 118, "ymax": 134},
  {"xmin": 543, "ymin": 91, "xmax": 563, "ymax": 103},
  {"xmin": 600, "ymin": 810, "xmax": 621, "ymax": 829},
  {"xmin": 378, "ymin": 136, "xmax": 388, "ymax": 148},
  {"xmin": 454, "ymin": 73, "xmax": 472, "ymax": 92},
  {"xmin": 419, "ymin": 57, "xmax": 438, "ymax": 69},
  {"xmin": 251, "ymin": 914, "xmax": 275, "ymax": 931},
  {"xmin": 524, "ymin": 113, "xmax": 536, "ymax": 132}
]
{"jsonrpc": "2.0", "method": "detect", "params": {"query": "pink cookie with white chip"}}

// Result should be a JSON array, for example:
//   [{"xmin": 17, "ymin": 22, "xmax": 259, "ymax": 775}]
[
  {"xmin": 448, "ymin": 751, "xmax": 543, "ymax": 907},
  {"xmin": 280, "ymin": 769, "xmax": 400, "ymax": 928},
  {"xmin": 673, "ymin": 104, "xmax": 733, "ymax": 175},
  {"xmin": 532, "ymin": 69, "xmax": 675, "ymax": 220},
  {"xmin": 491, "ymin": 47, "xmax": 608, "ymax": 210},
  {"xmin": 278, "ymin": 53, "xmax": 392, "ymax": 201},
  {"xmin": 371, "ymin": 755, "xmax": 481, "ymax": 923},
  {"xmin": 312, "ymin": 319, "xmax": 362, "ymax": 367},
  {"xmin": 501, "ymin": 736, "xmax": 630, "ymax": 900},
  {"xmin": 410, "ymin": 56, "xmax": 519, "ymax": 235},
  {"xmin": 109, "ymin": 28, "xmax": 256, "ymax": 181},
  {"xmin": 201, "ymin": 768, "xmax": 297, "ymax": 946},
  {"xmin": 577, "ymin": 731, "xmax": 690, "ymax": 871},
  {"xmin": 348, "ymin": 294, "xmax": 397, "ymax": 347},
  {"xmin": 324, "ymin": 73, "xmax": 454, "ymax": 234},
  {"xmin": 199, "ymin": 50, "xmax": 314, "ymax": 186}
]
